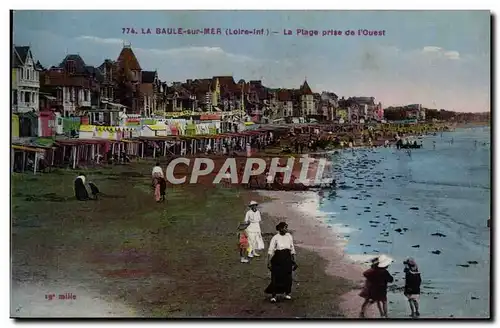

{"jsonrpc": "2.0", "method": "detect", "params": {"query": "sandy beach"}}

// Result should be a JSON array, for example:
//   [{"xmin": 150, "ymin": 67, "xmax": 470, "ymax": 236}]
[{"xmin": 257, "ymin": 190, "xmax": 380, "ymax": 318}]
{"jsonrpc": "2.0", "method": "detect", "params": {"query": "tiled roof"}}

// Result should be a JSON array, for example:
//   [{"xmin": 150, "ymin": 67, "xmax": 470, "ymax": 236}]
[
  {"xmin": 351, "ymin": 96, "xmax": 375, "ymax": 105},
  {"xmin": 43, "ymin": 70, "xmax": 92, "ymax": 88},
  {"xmin": 13, "ymin": 46, "xmax": 32, "ymax": 68},
  {"xmin": 300, "ymin": 80, "xmax": 313, "ymax": 95},
  {"xmin": 15, "ymin": 46, "xmax": 30, "ymax": 62},
  {"xmin": 142, "ymin": 71, "xmax": 156, "ymax": 84},
  {"xmin": 98, "ymin": 59, "xmax": 116, "ymax": 71},
  {"xmin": 35, "ymin": 60, "xmax": 45, "ymax": 71},
  {"xmin": 58, "ymin": 54, "xmax": 91, "ymax": 75},
  {"xmin": 276, "ymin": 89, "xmax": 293, "ymax": 101},
  {"xmin": 85, "ymin": 66, "xmax": 104, "ymax": 82},
  {"xmin": 191, "ymin": 78, "xmax": 212, "ymax": 93},
  {"xmin": 213, "ymin": 76, "xmax": 239, "ymax": 93},
  {"xmin": 116, "ymin": 46, "xmax": 142, "ymax": 71}
]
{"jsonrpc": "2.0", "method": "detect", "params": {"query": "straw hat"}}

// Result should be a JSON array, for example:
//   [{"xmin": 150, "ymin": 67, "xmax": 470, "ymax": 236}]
[
  {"xmin": 237, "ymin": 222, "xmax": 250, "ymax": 230},
  {"xmin": 376, "ymin": 254, "xmax": 393, "ymax": 268},
  {"xmin": 249, "ymin": 201, "xmax": 258, "ymax": 206}
]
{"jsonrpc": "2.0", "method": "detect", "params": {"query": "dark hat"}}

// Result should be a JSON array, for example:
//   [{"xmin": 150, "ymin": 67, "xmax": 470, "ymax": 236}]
[{"xmin": 276, "ymin": 222, "xmax": 288, "ymax": 231}]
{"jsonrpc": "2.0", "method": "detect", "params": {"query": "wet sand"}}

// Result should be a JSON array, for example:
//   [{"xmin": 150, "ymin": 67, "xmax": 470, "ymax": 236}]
[{"xmin": 257, "ymin": 190, "xmax": 380, "ymax": 318}]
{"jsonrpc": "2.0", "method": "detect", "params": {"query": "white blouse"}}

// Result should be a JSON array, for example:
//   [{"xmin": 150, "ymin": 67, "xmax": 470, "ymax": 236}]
[
  {"xmin": 268, "ymin": 233, "xmax": 296, "ymax": 256},
  {"xmin": 244, "ymin": 210, "xmax": 262, "ymax": 233}
]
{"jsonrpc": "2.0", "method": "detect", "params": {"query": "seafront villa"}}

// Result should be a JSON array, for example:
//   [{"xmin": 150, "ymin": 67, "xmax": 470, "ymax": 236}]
[{"xmin": 12, "ymin": 42, "xmax": 478, "ymax": 176}]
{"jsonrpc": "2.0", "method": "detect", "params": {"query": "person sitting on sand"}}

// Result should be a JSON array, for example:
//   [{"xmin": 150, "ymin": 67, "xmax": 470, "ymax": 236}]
[
  {"xmin": 404, "ymin": 258, "xmax": 422, "ymax": 318},
  {"xmin": 237, "ymin": 222, "xmax": 251, "ymax": 263},
  {"xmin": 359, "ymin": 254, "xmax": 394, "ymax": 318},
  {"xmin": 244, "ymin": 201, "xmax": 265, "ymax": 257},
  {"xmin": 265, "ymin": 222, "xmax": 298, "ymax": 303},
  {"xmin": 74, "ymin": 173, "xmax": 90, "ymax": 201}
]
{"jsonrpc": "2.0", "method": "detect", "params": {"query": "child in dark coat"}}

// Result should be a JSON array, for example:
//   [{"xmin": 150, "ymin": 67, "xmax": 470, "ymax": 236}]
[{"xmin": 404, "ymin": 258, "xmax": 422, "ymax": 318}]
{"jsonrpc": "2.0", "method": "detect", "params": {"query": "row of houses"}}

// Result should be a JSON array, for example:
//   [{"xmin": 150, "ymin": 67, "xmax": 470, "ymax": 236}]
[{"xmin": 12, "ymin": 43, "xmax": 387, "ymax": 138}]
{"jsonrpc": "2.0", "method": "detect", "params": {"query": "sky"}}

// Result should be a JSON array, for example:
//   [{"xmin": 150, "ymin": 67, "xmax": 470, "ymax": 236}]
[{"xmin": 12, "ymin": 10, "xmax": 491, "ymax": 112}]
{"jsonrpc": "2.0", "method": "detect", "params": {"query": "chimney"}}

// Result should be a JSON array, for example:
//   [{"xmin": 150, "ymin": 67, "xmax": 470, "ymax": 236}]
[{"xmin": 186, "ymin": 79, "xmax": 192, "ymax": 84}]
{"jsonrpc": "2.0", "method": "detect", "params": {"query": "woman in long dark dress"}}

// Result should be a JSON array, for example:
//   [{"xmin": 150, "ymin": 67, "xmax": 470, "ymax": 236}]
[
  {"xmin": 74, "ymin": 173, "xmax": 90, "ymax": 201},
  {"xmin": 265, "ymin": 222, "xmax": 297, "ymax": 303},
  {"xmin": 158, "ymin": 177, "xmax": 167, "ymax": 202}
]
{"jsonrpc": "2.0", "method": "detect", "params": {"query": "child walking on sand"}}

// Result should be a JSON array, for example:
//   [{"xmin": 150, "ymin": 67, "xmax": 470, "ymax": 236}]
[
  {"xmin": 237, "ymin": 222, "xmax": 251, "ymax": 263},
  {"xmin": 404, "ymin": 258, "xmax": 422, "ymax": 318}
]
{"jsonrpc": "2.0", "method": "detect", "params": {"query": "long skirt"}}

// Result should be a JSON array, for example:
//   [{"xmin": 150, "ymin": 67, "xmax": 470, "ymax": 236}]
[
  {"xmin": 265, "ymin": 249, "xmax": 293, "ymax": 295},
  {"xmin": 154, "ymin": 182, "xmax": 161, "ymax": 202},
  {"xmin": 159, "ymin": 178, "xmax": 167, "ymax": 197},
  {"xmin": 74, "ymin": 178, "xmax": 89, "ymax": 201},
  {"xmin": 247, "ymin": 231, "xmax": 265, "ymax": 251}
]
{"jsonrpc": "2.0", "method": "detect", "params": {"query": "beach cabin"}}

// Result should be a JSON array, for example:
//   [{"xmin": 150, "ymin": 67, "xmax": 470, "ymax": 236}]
[
  {"xmin": 141, "ymin": 124, "xmax": 168, "ymax": 137},
  {"xmin": 12, "ymin": 114, "xmax": 19, "ymax": 138},
  {"xmin": 79, "ymin": 124, "xmax": 96, "ymax": 139},
  {"xmin": 93, "ymin": 126, "xmax": 123, "ymax": 141},
  {"xmin": 38, "ymin": 110, "xmax": 56, "ymax": 137}
]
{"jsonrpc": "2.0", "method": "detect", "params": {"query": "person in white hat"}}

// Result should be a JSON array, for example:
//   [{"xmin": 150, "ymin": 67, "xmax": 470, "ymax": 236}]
[
  {"xmin": 359, "ymin": 254, "xmax": 394, "ymax": 318},
  {"xmin": 244, "ymin": 201, "xmax": 265, "ymax": 257}
]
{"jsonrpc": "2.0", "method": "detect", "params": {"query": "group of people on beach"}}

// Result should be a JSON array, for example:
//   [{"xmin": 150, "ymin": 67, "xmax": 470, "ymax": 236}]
[
  {"xmin": 74, "ymin": 173, "xmax": 100, "ymax": 201},
  {"xmin": 359, "ymin": 255, "xmax": 422, "ymax": 318},
  {"xmin": 151, "ymin": 162, "xmax": 167, "ymax": 202},
  {"xmin": 237, "ymin": 201, "xmax": 298, "ymax": 303}
]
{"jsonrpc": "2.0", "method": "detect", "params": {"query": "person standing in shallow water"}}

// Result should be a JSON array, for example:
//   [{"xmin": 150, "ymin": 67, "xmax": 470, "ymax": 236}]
[
  {"xmin": 265, "ymin": 222, "xmax": 297, "ymax": 303},
  {"xmin": 244, "ymin": 201, "xmax": 265, "ymax": 257},
  {"xmin": 359, "ymin": 255, "xmax": 394, "ymax": 318},
  {"xmin": 404, "ymin": 258, "xmax": 422, "ymax": 318}
]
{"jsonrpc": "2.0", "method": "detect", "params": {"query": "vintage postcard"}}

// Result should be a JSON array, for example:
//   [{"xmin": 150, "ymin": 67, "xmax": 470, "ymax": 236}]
[{"xmin": 10, "ymin": 10, "xmax": 491, "ymax": 319}]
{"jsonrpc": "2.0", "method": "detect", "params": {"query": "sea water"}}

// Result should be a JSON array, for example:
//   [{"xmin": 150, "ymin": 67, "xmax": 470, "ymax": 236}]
[{"xmin": 319, "ymin": 126, "xmax": 491, "ymax": 318}]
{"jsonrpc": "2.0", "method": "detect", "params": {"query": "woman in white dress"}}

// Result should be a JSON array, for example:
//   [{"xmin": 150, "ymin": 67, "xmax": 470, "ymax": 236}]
[{"xmin": 244, "ymin": 201, "xmax": 265, "ymax": 257}]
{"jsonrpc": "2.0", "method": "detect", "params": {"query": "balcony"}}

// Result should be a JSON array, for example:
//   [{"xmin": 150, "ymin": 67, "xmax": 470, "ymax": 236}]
[{"xmin": 18, "ymin": 78, "xmax": 39, "ymax": 88}]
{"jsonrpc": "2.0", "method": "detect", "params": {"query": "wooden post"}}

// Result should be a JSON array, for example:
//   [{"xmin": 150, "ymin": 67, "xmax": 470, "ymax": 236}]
[
  {"xmin": 22, "ymin": 151, "xmax": 26, "ymax": 172},
  {"xmin": 141, "ymin": 142, "xmax": 145, "ymax": 158},
  {"xmin": 72, "ymin": 146, "xmax": 77, "ymax": 169},
  {"xmin": 91, "ymin": 144, "xmax": 95, "ymax": 162},
  {"xmin": 112, "ymin": 143, "xmax": 115, "ymax": 156},
  {"xmin": 76, "ymin": 146, "xmax": 80, "ymax": 168},
  {"xmin": 164, "ymin": 141, "xmax": 167, "ymax": 157},
  {"xmin": 33, "ymin": 152, "xmax": 38, "ymax": 175},
  {"xmin": 11, "ymin": 148, "xmax": 14, "ymax": 172},
  {"xmin": 51, "ymin": 149, "xmax": 55, "ymax": 166},
  {"xmin": 153, "ymin": 144, "xmax": 156, "ymax": 158}
]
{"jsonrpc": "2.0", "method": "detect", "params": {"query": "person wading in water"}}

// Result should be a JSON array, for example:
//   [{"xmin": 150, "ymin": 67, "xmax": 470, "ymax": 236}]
[{"xmin": 265, "ymin": 222, "xmax": 298, "ymax": 303}]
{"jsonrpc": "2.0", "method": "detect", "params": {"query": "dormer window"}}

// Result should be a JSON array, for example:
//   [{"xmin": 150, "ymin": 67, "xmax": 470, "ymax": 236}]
[{"xmin": 66, "ymin": 60, "xmax": 76, "ymax": 74}]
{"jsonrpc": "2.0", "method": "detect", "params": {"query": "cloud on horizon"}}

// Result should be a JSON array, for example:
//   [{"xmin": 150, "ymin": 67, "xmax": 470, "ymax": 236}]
[{"xmin": 15, "ymin": 29, "xmax": 490, "ymax": 112}]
